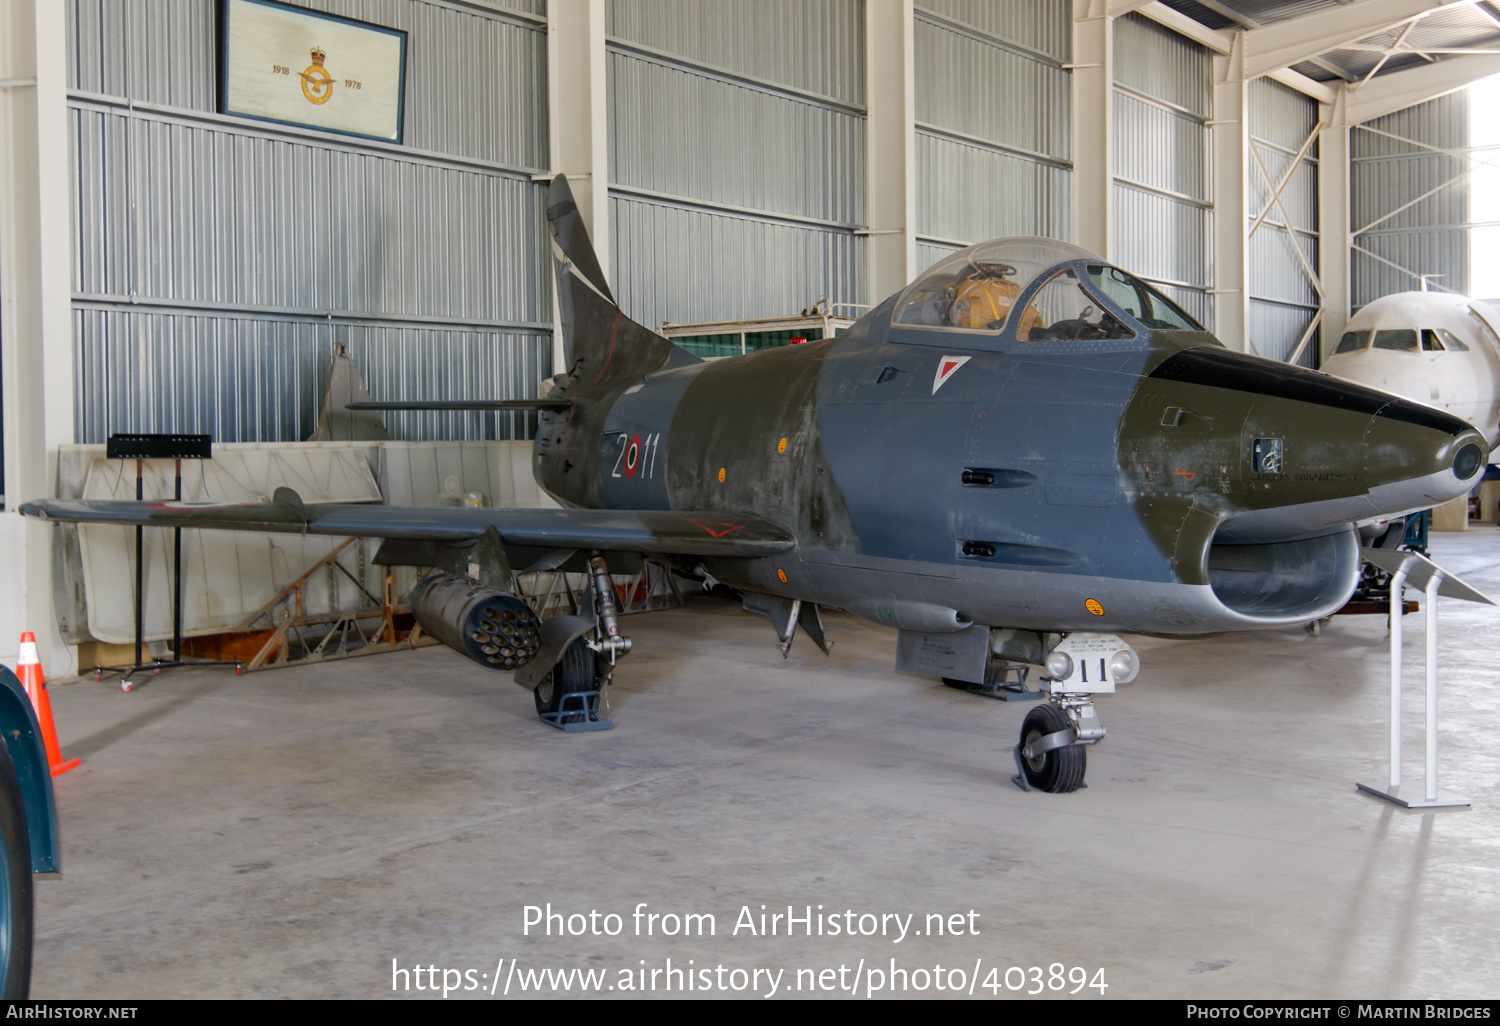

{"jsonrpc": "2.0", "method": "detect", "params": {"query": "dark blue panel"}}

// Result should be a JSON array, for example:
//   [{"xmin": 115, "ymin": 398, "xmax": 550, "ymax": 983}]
[{"xmin": 817, "ymin": 401, "xmax": 973, "ymax": 565}]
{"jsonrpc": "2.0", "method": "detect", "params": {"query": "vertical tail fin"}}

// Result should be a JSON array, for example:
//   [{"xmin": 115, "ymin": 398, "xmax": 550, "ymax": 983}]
[{"xmin": 546, "ymin": 176, "xmax": 698, "ymax": 391}]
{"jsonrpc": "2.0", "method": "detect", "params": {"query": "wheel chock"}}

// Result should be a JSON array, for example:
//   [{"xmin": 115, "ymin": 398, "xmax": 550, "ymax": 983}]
[
  {"xmin": 1011, "ymin": 744, "xmax": 1033, "ymax": 792},
  {"xmin": 538, "ymin": 690, "xmax": 614, "ymax": 732}
]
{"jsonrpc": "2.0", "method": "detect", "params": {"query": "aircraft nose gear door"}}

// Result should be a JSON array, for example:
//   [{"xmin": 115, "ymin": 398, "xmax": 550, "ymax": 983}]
[{"xmin": 1012, "ymin": 633, "xmax": 1137, "ymax": 793}]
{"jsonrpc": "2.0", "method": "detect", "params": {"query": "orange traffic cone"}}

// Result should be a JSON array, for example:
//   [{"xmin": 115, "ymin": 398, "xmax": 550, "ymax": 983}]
[{"xmin": 17, "ymin": 632, "xmax": 80, "ymax": 776}]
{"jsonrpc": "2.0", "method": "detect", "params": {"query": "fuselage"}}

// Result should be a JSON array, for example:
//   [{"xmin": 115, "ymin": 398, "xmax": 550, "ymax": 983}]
[{"xmin": 534, "ymin": 249, "xmax": 1486, "ymax": 638}]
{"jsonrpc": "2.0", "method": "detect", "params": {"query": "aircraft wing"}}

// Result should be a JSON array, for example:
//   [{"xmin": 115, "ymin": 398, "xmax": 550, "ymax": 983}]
[{"xmin": 19, "ymin": 495, "xmax": 795, "ymax": 558}]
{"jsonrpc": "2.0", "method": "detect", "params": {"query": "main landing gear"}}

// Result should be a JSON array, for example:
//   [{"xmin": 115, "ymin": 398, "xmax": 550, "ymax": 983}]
[{"xmin": 524, "ymin": 551, "xmax": 630, "ymax": 732}]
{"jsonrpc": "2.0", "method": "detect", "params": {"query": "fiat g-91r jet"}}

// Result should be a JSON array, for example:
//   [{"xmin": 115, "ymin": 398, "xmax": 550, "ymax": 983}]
[{"xmin": 22, "ymin": 177, "xmax": 1487, "ymax": 793}]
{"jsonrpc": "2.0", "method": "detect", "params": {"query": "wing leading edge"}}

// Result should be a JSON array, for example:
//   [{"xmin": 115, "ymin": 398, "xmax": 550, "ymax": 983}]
[{"xmin": 19, "ymin": 498, "xmax": 796, "ymax": 558}]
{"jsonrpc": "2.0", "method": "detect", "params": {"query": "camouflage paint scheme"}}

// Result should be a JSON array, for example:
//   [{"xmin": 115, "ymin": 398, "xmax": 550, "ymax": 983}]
[
  {"xmin": 533, "ymin": 178, "xmax": 1484, "ymax": 638},
  {"xmin": 22, "ymin": 177, "xmax": 1487, "ymax": 648}
]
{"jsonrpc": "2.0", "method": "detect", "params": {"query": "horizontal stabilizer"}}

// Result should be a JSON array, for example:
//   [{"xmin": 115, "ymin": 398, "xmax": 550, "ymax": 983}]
[
  {"xmin": 20, "ymin": 499, "xmax": 796, "ymax": 559},
  {"xmin": 344, "ymin": 399, "xmax": 572, "ymax": 412}
]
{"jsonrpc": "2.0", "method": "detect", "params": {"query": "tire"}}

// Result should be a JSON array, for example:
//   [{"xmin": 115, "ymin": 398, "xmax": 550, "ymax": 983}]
[
  {"xmin": 1019, "ymin": 703, "xmax": 1087, "ymax": 794},
  {"xmin": 0, "ymin": 737, "xmax": 34, "ymax": 998},
  {"xmin": 533, "ymin": 639, "xmax": 598, "ymax": 722}
]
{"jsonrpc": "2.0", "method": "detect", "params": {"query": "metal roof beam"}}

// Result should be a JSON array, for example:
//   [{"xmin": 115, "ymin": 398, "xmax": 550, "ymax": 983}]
[
  {"xmin": 1106, "ymin": 0, "xmax": 1157, "ymax": 16},
  {"xmin": 1268, "ymin": 66, "xmax": 1339, "ymax": 103},
  {"xmin": 1243, "ymin": 0, "xmax": 1454, "ymax": 80},
  {"xmin": 1136, "ymin": 1, "xmax": 1232, "ymax": 53},
  {"xmin": 1346, "ymin": 50, "xmax": 1500, "ymax": 121}
]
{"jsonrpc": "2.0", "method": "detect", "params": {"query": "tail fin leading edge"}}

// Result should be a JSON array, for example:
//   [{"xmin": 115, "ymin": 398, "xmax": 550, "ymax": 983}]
[{"xmin": 546, "ymin": 176, "xmax": 698, "ymax": 390}]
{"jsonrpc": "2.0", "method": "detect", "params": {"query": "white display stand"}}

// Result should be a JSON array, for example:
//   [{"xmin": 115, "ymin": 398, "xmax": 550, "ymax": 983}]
[{"xmin": 1356, "ymin": 549, "xmax": 1493, "ymax": 810}]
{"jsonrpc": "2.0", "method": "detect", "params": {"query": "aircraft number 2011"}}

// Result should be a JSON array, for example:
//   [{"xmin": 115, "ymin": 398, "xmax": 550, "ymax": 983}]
[{"xmin": 611, "ymin": 432, "xmax": 662, "ymax": 481}]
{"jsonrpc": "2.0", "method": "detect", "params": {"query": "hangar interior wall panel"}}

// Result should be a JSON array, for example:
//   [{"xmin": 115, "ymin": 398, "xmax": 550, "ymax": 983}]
[
  {"xmin": 65, "ymin": 0, "xmax": 551, "ymax": 445},
  {"xmin": 1248, "ymin": 78, "xmax": 1319, "ymax": 365},
  {"xmin": 1351, "ymin": 91, "xmax": 1471, "ymax": 308},
  {"xmin": 606, "ymin": 0, "xmax": 867, "ymax": 326},
  {"xmin": 913, "ymin": 2, "xmax": 1071, "ymax": 269},
  {"xmin": 1111, "ymin": 13, "xmax": 1211, "ymax": 329}
]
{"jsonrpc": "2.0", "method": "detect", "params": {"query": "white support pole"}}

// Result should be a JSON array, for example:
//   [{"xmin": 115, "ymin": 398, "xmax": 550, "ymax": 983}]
[
  {"xmin": 1211, "ymin": 33, "xmax": 1250, "ymax": 352},
  {"xmin": 1425, "ymin": 573, "xmax": 1440, "ymax": 803},
  {"xmin": 0, "ymin": 0, "xmax": 77, "ymax": 676},
  {"xmin": 547, "ymin": 0, "xmax": 609, "ymax": 371},
  {"xmin": 865, "ymin": 0, "xmax": 916, "ymax": 302},
  {"xmin": 1071, "ymin": 0, "xmax": 1113, "ymax": 258},
  {"xmin": 1388, "ymin": 564, "xmax": 1408, "ymax": 791},
  {"xmin": 1358, "ymin": 552, "xmax": 1472, "ymax": 810},
  {"xmin": 1318, "ymin": 84, "xmax": 1351, "ymax": 358}
]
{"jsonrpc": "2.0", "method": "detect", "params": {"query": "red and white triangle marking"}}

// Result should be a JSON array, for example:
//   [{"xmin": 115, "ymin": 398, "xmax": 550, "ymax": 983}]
[{"xmin": 932, "ymin": 355, "xmax": 971, "ymax": 395}]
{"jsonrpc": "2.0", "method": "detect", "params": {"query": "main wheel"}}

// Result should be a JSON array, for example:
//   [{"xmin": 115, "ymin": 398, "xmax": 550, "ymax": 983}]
[
  {"xmin": 533, "ymin": 639, "xmax": 598, "ymax": 722},
  {"xmin": 1019, "ymin": 703, "xmax": 1086, "ymax": 793},
  {"xmin": 0, "ymin": 737, "xmax": 34, "ymax": 998}
]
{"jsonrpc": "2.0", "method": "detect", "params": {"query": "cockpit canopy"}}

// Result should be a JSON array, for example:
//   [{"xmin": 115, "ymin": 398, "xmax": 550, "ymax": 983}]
[{"xmin": 893, "ymin": 237, "xmax": 1201, "ymax": 341}]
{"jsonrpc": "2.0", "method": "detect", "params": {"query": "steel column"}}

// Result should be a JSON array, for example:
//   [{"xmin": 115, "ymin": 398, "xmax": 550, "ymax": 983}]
[
  {"xmin": 1211, "ymin": 33, "xmax": 1250, "ymax": 352},
  {"xmin": 0, "ymin": 0, "xmax": 76, "ymax": 675},
  {"xmin": 866, "ymin": 0, "xmax": 916, "ymax": 301},
  {"xmin": 1072, "ymin": 0, "xmax": 1112, "ymax": 258},
  {"xmin": 548, "ymin": 0, "xmax": 610, "ymax": 370},
  {"xmin": 1318, "ymin": 84, "xmax": 1350, "ymax": 356}
]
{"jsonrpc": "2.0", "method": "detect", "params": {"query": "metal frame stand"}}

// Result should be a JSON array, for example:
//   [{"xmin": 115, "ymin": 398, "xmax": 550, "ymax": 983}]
[
  {"xmin": 961, "ymin": 663, "xmax": 1047, "ymax": 702},
  {"xmin": 537, "ymin": 691, "xmax": 613, "ymax": 732},
  {"xmin": 91, "ymin": 435, "xmax": 243, "ymax": 692},
  {"xmin": 1357, "ymin": 549, "xmax": 1493, "ymax": 810}
]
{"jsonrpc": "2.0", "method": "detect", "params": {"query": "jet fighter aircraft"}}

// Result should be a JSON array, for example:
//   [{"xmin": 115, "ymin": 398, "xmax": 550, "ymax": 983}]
[{"xmin": 21, "ymin": 177, "xmax": 1487, "ymax": 793}]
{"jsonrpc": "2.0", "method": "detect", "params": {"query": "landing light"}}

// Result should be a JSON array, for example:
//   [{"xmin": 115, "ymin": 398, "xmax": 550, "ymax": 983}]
[
  {"xmin": 1044, "ymin": 651, "xmax": 1073, "ymax": 680},
  {"xmin": 1109, "ymin": 648, "xmax": 1140, "ymax": 686}
]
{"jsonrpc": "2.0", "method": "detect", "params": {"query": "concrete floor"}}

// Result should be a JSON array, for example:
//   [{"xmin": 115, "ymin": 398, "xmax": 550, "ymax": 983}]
[{"xmin": 27, "ymin": 532, "xmax": 1500, "ymax": 999}]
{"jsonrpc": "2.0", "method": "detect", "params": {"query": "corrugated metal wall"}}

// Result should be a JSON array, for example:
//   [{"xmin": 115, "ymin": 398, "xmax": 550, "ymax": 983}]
[
  {"xmin": 1248, "ymin": 78, "xmax": 1319, "ymax": 365},
  {"xmin": 913, "ymin": 0, "xmax": 1071, "ymax": 271},
  {"xmin": 606, "ymin": 0, "xmax": 866, "ymax": 328},
  {"xmin": 1351, "ymin": 91, "xmax": 1471, "ymax": 307},
  {"xmin": 1111, "ymin": 13, "xmax": 1211, "ymax": 328},
  {"xmin": 66, "ymin": 0, "xmax": 551, "ymax": 444}
]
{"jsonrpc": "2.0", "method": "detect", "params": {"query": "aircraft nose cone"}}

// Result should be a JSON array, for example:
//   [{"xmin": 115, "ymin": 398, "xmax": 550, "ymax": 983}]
[
  {"xmin": 1133, "ymin": 346, "xmax": 1487, "ymax": 542},
  {"xmin": 1362, "ymin": 397, "xmax": 1487, "ymax": 512}
]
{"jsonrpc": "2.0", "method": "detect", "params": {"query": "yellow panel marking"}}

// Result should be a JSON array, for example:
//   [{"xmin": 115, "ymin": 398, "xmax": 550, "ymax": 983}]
[
  {"xmin": 777, "ymin": 437, "xmax": 787, "ymax": 454},
  {"xmin": 777, "ymin": 568, "xmax": 788, "ymax": 584},
  {"xmin": 718, "ymin": 467, "xmax": 726, "ymax": 483},
  {"xmin": 1085, "ymin": 599, "xmax": 1104, "ymax": 616}
]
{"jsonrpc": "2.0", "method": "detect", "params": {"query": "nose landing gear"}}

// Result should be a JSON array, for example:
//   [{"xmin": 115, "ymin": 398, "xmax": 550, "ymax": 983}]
[{"xmin": 1012, "ymin": 695, "xmax": 1103, "ymax": 793}]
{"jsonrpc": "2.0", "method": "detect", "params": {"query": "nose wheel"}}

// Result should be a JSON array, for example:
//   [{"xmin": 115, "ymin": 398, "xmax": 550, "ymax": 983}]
[{"xmin": 1012, "ymin": 696, "xmax": 1102, "ymax": 793}]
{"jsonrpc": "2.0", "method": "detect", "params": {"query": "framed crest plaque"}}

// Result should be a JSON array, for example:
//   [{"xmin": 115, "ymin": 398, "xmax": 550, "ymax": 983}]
[{"xmin": 219, "ymin": 0, "xmax": 407, "ymax": 143}]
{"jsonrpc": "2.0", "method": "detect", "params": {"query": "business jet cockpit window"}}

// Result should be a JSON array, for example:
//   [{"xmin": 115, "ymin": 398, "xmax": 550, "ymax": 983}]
[
  {"xmin": 1373, "ymin": 329, "xmax": 1419, "ymax": 352},
  {"xmin": 1335, "ymin": 330, "xmax": 1370, "ymax": 354},
  {"xmin": 1425, "ymin": 328, "xmax": 1469, "ymax": 351}
]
